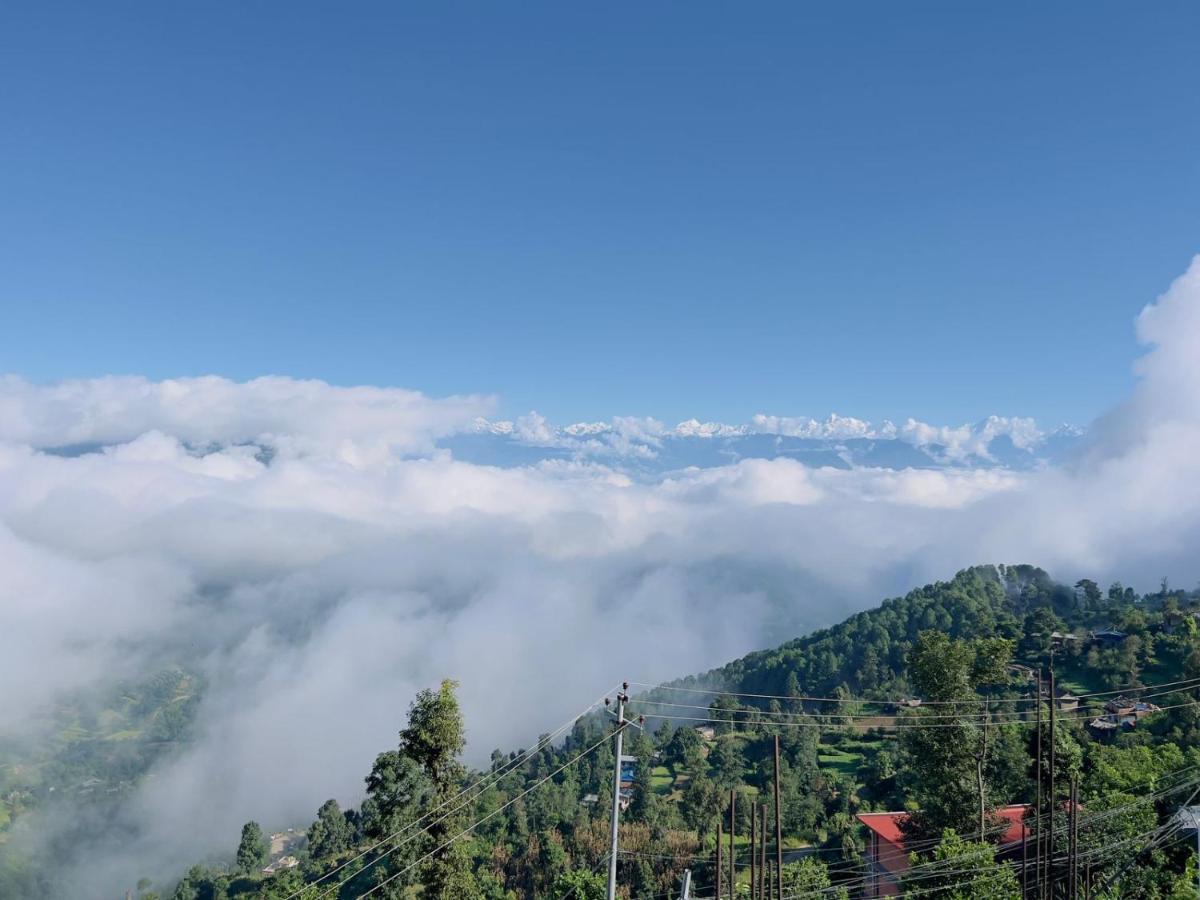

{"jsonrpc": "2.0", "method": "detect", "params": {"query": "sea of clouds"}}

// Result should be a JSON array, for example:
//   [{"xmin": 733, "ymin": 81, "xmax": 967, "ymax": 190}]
[{"xmin": 2, "ymin": 256, "xmax": 1200, "ymax": 894}]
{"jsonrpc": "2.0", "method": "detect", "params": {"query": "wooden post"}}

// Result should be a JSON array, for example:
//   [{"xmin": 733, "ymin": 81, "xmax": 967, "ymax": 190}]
[
  {"xmin": 1049, "ymin": 663, "xmax": 1057, "ymax": 896},
  {"xmin": 760, "ymin": 805, "xmax": 768, "ymax": 900},
  {"xmin": 716, "ymin": 820, "xmax": 723, "ymax": 900},
  {"xmin": 729, "ymin": 790, "xmax": 736, "ymax": 900},
  {"xmin": 1075, "ymin": 777, "xmax": 1084, "ymax": 900},
  {"xmin": 1035, "ymin": 670, "xmax": 1043, "ymax": 900},
  {"xmin": 774, "ymin": 735, "xmax": 784, "ymax": 900},
  {"xmin": 750, "ymin": 797, "xmax": 757, "ymax": 900},
  {"xmin": 1021, "ymin": 819, "xmax": 1028, "ymax": 899}
]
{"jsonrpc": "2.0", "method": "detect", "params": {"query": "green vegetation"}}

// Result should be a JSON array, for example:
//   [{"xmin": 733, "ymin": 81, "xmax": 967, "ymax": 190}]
[
  {"xmin": 0, "ymin": 667, "xmax": 202, "ymax": 897},
  {"xmin": 9, "ymin": 565, "xmax": 1200, "ymax": 898}
]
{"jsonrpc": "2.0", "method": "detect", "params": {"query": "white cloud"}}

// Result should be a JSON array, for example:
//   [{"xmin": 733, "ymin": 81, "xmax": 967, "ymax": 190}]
[
  {"xmin": 0, "ymin": 375, "xmax": 492, "ymax": 461},
  {"xmin": 750, "ymin": 413, "xmax": 874, "ymax": 440},
  {"xmin": 3, "ymin": 257, "xmax": 1200, "ymax": 894}
]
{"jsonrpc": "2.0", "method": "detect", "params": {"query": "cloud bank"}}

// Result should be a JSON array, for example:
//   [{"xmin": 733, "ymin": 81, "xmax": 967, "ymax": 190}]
[{"xmin": 3, "ymin": 257, "xmax": 1200, "ymax": 894}]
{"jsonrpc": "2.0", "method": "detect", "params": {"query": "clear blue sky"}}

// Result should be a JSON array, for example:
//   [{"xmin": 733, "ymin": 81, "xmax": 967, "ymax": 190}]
[{"xmin": 2, "ymin": 2, "xmax": 1198, "ymax": 425}]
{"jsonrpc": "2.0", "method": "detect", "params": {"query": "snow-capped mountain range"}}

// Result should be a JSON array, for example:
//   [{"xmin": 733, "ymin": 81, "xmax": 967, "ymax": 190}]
[{"xmin": 441, "ymin": 413, "xmax": 1086, "ymax": 475}]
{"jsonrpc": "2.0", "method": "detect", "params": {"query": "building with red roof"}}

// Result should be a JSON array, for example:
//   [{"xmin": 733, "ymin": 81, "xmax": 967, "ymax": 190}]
[{"xmin": 856, "ymin": 805, "xmax": 1030, "ymax": 897}]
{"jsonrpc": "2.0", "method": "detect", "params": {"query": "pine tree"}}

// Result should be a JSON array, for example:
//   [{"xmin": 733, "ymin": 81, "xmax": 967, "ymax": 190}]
[{"xmin": 235, "ymin": 820, "xmax": 268, "ymax": 874}]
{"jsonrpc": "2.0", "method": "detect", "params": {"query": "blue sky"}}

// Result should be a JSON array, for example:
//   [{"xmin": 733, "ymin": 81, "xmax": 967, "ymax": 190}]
[{"xmin": 2, "ymin": 2, "xmax": 1198, "ymax": 426}]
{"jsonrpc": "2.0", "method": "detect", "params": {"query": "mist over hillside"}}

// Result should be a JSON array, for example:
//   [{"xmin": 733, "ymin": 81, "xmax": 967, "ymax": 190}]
[{"xmin": 1, "ymin": 257, "xmax": 1200, "ymax": 895}]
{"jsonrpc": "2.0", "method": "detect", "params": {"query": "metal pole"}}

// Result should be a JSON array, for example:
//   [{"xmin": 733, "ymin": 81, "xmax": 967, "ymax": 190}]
[
  {"xmin": 774, "ymin": 735, "xmax": 784, "ymax": 900},
  {"xmin": 680, "ymin": 869, "xmax": 693, "ymax": 900},
  {"xmin": 606, "ymin": 687, "xmax": 628, "ymax": 900}
]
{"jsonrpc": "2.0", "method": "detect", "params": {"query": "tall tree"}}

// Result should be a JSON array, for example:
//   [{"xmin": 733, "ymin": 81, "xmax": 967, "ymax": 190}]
[
  {"xmin": 307, "ymin": 798, "xmax": 352, "ymax": 861},
  {"xmin": 399, "ymin": 679, "xmax": 479, "ymax": 900},
  {"xmin": 900, "ymin": 632, "xmax": 1013, "ymax": 843},
  {"xmin": 235, "ymin": 820, "xmax": 269, "ymax": 874}
]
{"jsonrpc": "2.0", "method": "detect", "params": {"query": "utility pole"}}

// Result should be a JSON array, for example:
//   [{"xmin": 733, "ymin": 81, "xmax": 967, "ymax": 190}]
[
  {"xmin": 1049, "ymin": 661, "xmax": 1057, "ymax": 898},
  {"xmin": 750, "ymin": 795, "xmax": 757, "ymax": 900},
  {"xmin": 680, "ymin": 869, "xmax": 693, "ymax": 900},
  {"xmin": 1069, "ymin": 775, "xmax": 1079, "ymax": 900},
  {"xmin": 1176, "ymin": 807, "xmax": 1200, "ymax": 898},
  {"xmin": 606, "ymin": 685, "xmax": 629, "ymax": 900},
  {"xmin": 729, "ymin": 790, "xmax": 736, "ymax": 900},
  {"xmin": 717, "ymin": 820, "xmax": 723, "ymax": 900},
  {"xmin": 760, "ymin": 805, "xmax": 768, "ymax": 900},
  {"xmin": 774, "ymin": 735, "xmax": 784, "ymax": 900},
  {"xmin": 1021, "ymin": 818, "xmax": 1028, "ymax": 899},
  {"xmin": 1035, "ymin": 670, "xmax": 1043, "ymax": 900}
]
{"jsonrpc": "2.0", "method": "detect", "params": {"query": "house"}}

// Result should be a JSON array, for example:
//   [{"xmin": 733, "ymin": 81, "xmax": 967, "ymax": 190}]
[
  {"xmin": 1050, "ymin": 631, "xmax": 1080, "ymax": 647},
  {"xmin": 1163, "ymin": 610, "xmax": 1186, "ymax": 634},
  {"xmin": 857, "ymin": 805, "xmax": 1031, "ymax": 897},
  {"xmin": 1057, "ymin": 693, "xmax": 1080, "ymax": 712},
  {"xmin": 262, "ymin": 856, "xmax": 299, "ymax": 875},
  {"xmin": 1088, "ymin": 717, "xmax": 1120, "ymax": 740},
  {"xmin": 1009, "ymin": 664, "xmax": 1036, "ymax": 682},
  {"xmin": 1133, "ymin": 701, "xmax": 1162, "ymax": 718},
  {"xmin": 1105, "ymin": 698, "xmax": 1161, "ymax": 719},
  {"xmin": 581, "ymin": 793, "xmax": 599, "ymax": 806},
  {"xmin": 1091, "ymin": 629, "xmax": 1128, "ymax": 648},
  {"xmin": 694, "ymin": 725, "xmax": 716, "ymax": 740}
]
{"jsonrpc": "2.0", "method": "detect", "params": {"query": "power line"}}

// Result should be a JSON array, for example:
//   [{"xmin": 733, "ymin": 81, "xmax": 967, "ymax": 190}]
[
  {"xmin": 630, "ymin": 674, "xmax": 1200, "ymax": 708},
  {"xmin": 354, "ymin": 726, "xmax": 620, "ymax": 899},
  {"xmin": 627, "ymin": 677, "xmax": 1200, "ymax": 725},
  {"xmin": 624, "ymin": 765, "xmax": 1200, "ymax": 900},
  {"xmin": 281, "ymin": 685, "xmax": 618, "ymax": 900},
  {"xmin": 640, "ymin": 699, "xmax": 1198, "ymax": 731}
]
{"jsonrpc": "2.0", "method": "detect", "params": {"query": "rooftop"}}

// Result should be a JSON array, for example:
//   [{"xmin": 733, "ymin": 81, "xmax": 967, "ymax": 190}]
[{"xmin": 857, "ymin": 804, "xmax": 1030, "ymax": 846}]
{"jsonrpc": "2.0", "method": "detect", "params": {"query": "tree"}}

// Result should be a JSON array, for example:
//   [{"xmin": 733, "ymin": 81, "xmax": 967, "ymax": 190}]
[
  {"xmin": 900, "ymin": 632, "xmax": 1013, "ymax": 843},
  {"xmin": 171, "ymin": 865, "xmax": 220, "ymax": 900},
  {"xmin": 905, "ymin": 829, "xmax": 1020, "ymax": 900},
  {"xmin": 256, "ymin": 867, "xmax": 322, "ymax": 899},
  {"xmin": 361, "ymin": 749, "xmax": 429, "ymax": 840},
  {"xmin": 663, "ymin": 725, "xmax": 704, "ymax": 773},
  {"xmin": 399, "ymin": 680, "xmax": 478, "ymax": 900},
  {"xmin": 401, "ymin": 680, "xmax": 467, "ymax": 790},
  {"xmin": 307, "ymin": 798, "xmax": 352, "ymax": 861},
  {"xmin": 680, "ymin": 772, "xmax": 722, "ymax": 835},
  {"xmin": 1075, "ymin": 579, "xmax": 1102, "ymax": 610},
  {"xmin": 235, "ymin": 820, "xmax": 268, "ymax": 874},
  {"xmin": 550, "ymin": 868, "xmax": 606, "ymax": 900},
  {"xmin": 781, "ymin": 858, "xmax": 847, "ymax": 899},
  {"xmin": 708, "ymin": 694, "xmax": 741, "ymax": 735}
]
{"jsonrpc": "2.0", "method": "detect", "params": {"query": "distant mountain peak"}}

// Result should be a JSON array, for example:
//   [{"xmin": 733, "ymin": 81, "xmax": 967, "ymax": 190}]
[{"xmin": 451, "ymin": 411, "xmax": 1085, "ymax": 475}]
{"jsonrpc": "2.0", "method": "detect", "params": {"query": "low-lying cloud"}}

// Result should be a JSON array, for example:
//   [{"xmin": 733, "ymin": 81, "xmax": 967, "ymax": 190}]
[{"xmin": 3, "ymin": 256, "xmax": 1200, "ymax": 895}]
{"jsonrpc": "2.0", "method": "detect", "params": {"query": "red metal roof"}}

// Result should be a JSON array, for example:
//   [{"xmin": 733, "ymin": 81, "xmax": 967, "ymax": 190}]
[
  {"xmin": 857, "ymin": 804, "xmax": 1030, "ymax": 846},
  {"xmin": 856, "ymin": 811, "xmax": 907, "ymax": 844}
]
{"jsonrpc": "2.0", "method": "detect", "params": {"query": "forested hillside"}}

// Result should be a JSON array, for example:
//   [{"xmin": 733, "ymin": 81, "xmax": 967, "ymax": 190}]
[
  {"xmin": 0, "ymin": 667, "xmax": 203, "ymax": 897},
  {"xmin": 18, "ymin": 565, "xmax": 1200, "ymax": 899}
]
